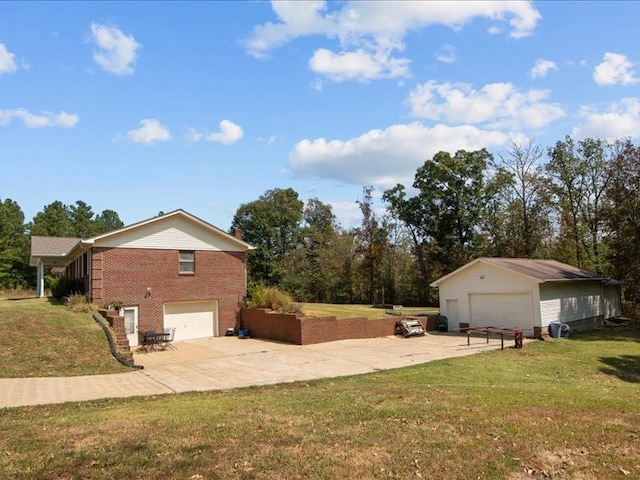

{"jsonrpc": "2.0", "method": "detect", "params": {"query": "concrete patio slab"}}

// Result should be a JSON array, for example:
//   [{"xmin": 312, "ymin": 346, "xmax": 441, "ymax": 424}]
[{"xmin": 0, "ymin": 332, "xmax": 509, "ymax": 408}]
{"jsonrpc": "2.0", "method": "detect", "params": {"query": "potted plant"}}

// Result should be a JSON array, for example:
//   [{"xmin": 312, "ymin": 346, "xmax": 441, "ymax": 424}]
[{"xmin": 109, "ymin": 301, "xmax": 124, "ymax": 312}]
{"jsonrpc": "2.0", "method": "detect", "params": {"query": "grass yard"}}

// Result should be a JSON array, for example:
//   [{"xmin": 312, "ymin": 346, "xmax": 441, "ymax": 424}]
[
  {"xmin": 2, "ymin": 321, "xmax": 640, "ymax": 478},
  {"xmin": 301, "ymin": 303, "xmax": 439, "ymax": 319},
  {"xmin": 0, "ymin": 297, "xmax": 131, "ymax": 377}
]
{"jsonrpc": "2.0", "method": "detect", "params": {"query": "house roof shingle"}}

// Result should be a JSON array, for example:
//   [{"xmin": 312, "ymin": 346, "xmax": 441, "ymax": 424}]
[
  {"xmin": 478, "ymin": 258, "xmax": 605, "ymax": 281},
  {"xmin": 30, "ymin": 235, "xmax": 81, "ymax": 256},
  {"xmin": 431, "ymin": 257, "xmax": 608, "ymax": 287}
]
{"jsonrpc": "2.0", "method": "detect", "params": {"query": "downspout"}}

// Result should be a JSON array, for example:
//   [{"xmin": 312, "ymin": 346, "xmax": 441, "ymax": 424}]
[
  {"xmin": 600, "ymin": 280, "xmax": 605, "ymax": 321},
  {"xmin": 92, "ymin": 313, "xmax": 143, "ymax": 369}
]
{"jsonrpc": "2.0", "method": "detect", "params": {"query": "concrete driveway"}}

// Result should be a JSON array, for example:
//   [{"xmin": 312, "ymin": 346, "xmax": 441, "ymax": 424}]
[{"xmin": 0, "ymin": 333, "xmax": 506, "ymax": 408}]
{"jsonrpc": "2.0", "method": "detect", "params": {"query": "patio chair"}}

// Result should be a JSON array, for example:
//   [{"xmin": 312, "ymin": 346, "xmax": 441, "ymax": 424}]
[
  {"xmin": 162, "ymin": 327, "xmax": 176, "ymax": 350},
  {"xmin": 139, "ymin": 330, "xmax": 158, "ymax": 352}
]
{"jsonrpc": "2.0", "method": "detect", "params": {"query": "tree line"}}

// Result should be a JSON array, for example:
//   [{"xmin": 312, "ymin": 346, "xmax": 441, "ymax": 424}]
[
  {"xmin": 0, "ymin": 200, "xmax": 123, "ymax": 289},
  {"xmin": 2, "ymin": 135, "xmax": 640, "ymax": 308},
  {"xmin": 231, "ymin": 136, "xmax": 640, "ymax": 307}
]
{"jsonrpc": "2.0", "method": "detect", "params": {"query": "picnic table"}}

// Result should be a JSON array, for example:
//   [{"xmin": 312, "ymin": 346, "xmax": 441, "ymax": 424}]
[{"xmin": 464, "ymin": 326, "xmax": 523, "ymax": 350}]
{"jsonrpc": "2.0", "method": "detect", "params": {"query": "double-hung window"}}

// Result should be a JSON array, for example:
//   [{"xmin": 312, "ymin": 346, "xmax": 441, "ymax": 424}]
[{"xmin": 179, "ymin": 250, "xmax": 195, "ymax": 274}]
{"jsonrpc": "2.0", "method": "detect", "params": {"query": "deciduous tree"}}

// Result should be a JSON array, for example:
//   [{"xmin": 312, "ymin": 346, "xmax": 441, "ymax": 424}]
[
  {"xmin": 604, "ymin": 140, "xmax": 640, "ymax": 302},
  {"xmin": 489, "ymin": 141, "xmax": 552, "ymax": 258},
  {"xmin": 353, "ymin": 186, "xmax": 387, "ymax": 304},
  {"xmin": 231, "ymin": 188, "xmax": 304, "ymax": 286},
  {"xmin": 546, "ymin": 136, "xmax": 614, "ymax": 272}
]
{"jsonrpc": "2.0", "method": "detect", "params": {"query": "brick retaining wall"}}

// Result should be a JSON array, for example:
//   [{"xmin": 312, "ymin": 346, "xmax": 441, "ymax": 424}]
[{"xmin": 240, "ymin": 308, "xmax": 439, "ymax": 345}]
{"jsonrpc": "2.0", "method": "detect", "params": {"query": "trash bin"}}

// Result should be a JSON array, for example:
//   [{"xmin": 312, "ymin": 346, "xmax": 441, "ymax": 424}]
[
  {"xmin": 548, "ymin": 321, "xmax": 562, "ymax": 338},
  {"xmin": 438, "ymin": 315, "xmax": 448, "ymax": 332}
]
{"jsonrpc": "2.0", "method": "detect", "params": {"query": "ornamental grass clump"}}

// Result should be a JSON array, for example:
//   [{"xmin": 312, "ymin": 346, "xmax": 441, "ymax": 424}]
[
  {"xmin": 67, "ymin": 293, "xmax": 96, "ymax": 313},
  {"xmin": 247, "ymin": 284, "xmax": 297, "ymax": 313}
]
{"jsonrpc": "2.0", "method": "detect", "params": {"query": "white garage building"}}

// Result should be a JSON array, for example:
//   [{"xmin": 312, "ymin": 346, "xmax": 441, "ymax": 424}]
[{"xmin": 431, "ymin": 258, "xmax": 622, "ymax": 337}]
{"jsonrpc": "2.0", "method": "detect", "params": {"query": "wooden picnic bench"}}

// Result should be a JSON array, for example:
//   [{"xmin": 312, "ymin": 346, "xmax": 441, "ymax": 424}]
[{"xmin": 464, "ymin": 326, "xmax": 523, "ymax": 350}]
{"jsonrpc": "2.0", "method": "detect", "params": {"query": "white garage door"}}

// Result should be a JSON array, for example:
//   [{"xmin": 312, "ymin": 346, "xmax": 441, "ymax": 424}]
[
  {"xmin": 164, "ymin": 301, "xmax": 218, "ymax": 341},
  {"xmin": 469, "ymin": 292, "xmax": 534, "ymax": 333}
]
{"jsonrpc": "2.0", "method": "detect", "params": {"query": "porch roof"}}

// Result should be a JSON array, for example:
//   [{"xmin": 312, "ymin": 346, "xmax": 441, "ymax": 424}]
[{"xmin": 29, "ymin": 236, "xmax": 82, "ymax": 268}]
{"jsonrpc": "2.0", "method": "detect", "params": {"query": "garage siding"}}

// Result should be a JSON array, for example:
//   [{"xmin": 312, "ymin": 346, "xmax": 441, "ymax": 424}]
[
  {"xmin": 539, "ymin": 282, "xmax": 602, "ymax": 327},
  {"xmin": 164, "ymin": 301, "xmax": 219, "ymax": 341},
  {"xmin": 603, "ymin": 285, "xmax": 622, "ymax": 320}
]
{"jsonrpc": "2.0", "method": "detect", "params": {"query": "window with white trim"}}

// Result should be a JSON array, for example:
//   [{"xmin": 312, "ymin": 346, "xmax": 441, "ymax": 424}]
[{"xmin": 179, "ymin": 250, "xmax": 195, "ymax": 273}]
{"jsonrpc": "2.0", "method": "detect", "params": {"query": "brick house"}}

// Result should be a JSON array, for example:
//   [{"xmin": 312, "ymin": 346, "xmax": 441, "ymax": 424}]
[{"xmin": 30, "ymin": 209, "xmax": 254, "ymax": 346}]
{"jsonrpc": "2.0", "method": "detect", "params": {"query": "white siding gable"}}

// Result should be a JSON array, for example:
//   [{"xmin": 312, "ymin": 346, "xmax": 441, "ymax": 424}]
[{"xmin": 93, "ymin": 216, "xmax": 244, "ymax": 252}]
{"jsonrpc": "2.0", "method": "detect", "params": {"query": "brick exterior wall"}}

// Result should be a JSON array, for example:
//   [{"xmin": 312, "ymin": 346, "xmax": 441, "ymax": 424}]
[
  {"xmin": 91, "ymin": 247, "xmax": 247, "ymax": 334},
  {"xmin": 240, "ymin": 308, "xmax": 439, "ymax": 345}
]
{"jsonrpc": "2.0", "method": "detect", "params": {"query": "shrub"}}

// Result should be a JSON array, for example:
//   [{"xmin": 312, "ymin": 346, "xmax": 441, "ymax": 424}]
[
  {"xmin": 50, "ymin": 276, "xmax": 85, "ymax": 300},
  {"xmin": 247, "ymin": 284, "xmax": 296, "ymax": 312}
]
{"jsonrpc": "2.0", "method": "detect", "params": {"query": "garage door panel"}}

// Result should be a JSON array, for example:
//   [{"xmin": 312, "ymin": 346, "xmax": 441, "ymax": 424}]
[
  {"xmin": 164, "ymin": 301, "xmax": 218, "ymax": 341},
  {"xmin": 470, "ymin": 292, "xmax": 533, "ymax": 332}
]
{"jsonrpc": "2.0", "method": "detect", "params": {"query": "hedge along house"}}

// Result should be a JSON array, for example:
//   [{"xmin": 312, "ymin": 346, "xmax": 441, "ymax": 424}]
[
  {"xmin": 430, "ymin": 258, "xmax": 622, "ymax": 338},
  {"xmin": 30, "ymin": 209, "xmax": 254, "ymax": 346}
]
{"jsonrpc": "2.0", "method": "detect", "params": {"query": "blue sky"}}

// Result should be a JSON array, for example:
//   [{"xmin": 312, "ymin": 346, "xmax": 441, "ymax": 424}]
[{"xmin": 1, "ymin": 1, "xmax": 639, "ymax": 230}]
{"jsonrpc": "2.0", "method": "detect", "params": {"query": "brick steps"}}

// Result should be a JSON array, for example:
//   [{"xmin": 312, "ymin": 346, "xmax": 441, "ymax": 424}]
[{"xmin": 98, "ymin": 309, "xmax": 133, "ymax": 361}]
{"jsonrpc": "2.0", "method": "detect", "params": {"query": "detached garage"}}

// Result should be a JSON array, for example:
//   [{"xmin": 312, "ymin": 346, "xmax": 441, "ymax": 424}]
[{"xmin": 431, "ymin": 258, "xmax": 622, "ymax": 337}]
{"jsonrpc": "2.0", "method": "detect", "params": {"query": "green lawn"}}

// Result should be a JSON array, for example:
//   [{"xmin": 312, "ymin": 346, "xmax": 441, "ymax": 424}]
[
  {"xmin": 0, "ymin": 297, "xmax": 131, "ymax": 377},
  {"xmin": 2, "ymin": 318, "xmax": 640, "ymax": 478},
  {"xmin": 301, "ymin": 302, "xmax": 438, "ymax": 319}
]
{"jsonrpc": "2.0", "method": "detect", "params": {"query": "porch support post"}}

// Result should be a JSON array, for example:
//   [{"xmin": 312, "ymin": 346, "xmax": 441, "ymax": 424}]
[{"xmin": 36, "ymin": 260, "xmax": 45, "ymax": 298}]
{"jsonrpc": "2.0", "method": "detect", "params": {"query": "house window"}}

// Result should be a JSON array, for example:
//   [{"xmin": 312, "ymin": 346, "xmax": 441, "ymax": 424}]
[
  {"xmin": 179, "ymin": 251, "xmax": 195, "ymax": 273},
  {"xmin": 82, "ymin": 252, "xmax": 89, "ymax": 276}
]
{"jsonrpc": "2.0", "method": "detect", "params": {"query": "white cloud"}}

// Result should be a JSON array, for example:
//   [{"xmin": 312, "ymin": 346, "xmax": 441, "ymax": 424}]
[
  {"xmin": 435, "ymin": 44, "xmax": 456, "ymax": 64},
  {"xmin": 0, "ymin": 43, "xmax": 17, "ymax": 74},
  {"xmin": 288, "ymin": 122, "xmax": 508, "ymax": 187},
  {"xmin": 309, "ymin": 48, "xmax": 409, "ymax": 82},
  {"xmin": 207, "ymin": 120, "xmax": 244, "ymax": 144},
  {"xmin": 530, "ymin": 59, "xmax": 557, "ymax": 78},
  {"xmin": 0, "ymin": 108, "xmax": 79, "ymax": 128},
  {"xmin": 123, "ymin": 119, "xmax": 171, "ymax": 145},
  {"xmin": 90, "ymin": 23, "xmax": 141, "ymax": 75},
  {"xmin": 593, "ymin": 52, "xmax": 638, "ymax": 86},
  {"xmin": 244, "ymin": 1, "xmax": 335, "ymax": 59},
  {"xmin": 573, "ymin": 98, "xmax": 640, "ymax": 139},
  {"xmin": 245, "ymin": 1, "xmax": 540, "ymax": 82},
  {"xmin": 184, "ymin": 120, "xmax": 244, "ymax": 145},
  {"xmin": 329, "ymin": 200, "xmax": 364, "ymax": 228},
  {"xmin": 406, "ymin": 80, "xmax": 565, "ymax": 129}
]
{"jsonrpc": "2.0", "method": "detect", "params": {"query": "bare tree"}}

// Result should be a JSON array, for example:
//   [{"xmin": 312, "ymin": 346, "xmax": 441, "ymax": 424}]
[{"xmin": 493, "ymin": 140, "xmax": 551, "ymax": 258}]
